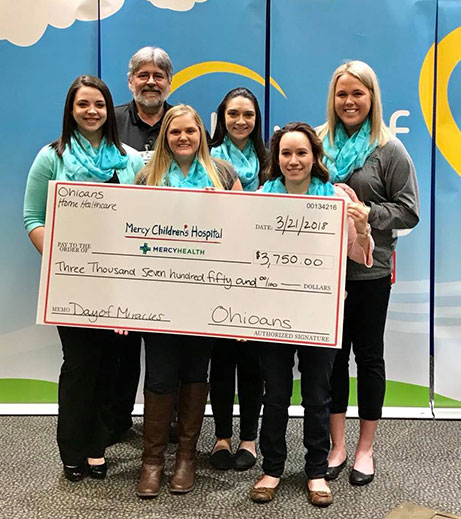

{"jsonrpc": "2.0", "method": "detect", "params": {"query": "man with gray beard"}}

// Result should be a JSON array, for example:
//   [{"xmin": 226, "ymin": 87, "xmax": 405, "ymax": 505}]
[
  {"xmin": 115, "ymin": 46, "xmax": 173, "ymax": 163},
  {"xmin": 111, "ymin": 47, "xmax": 177, "ymax": 446}
]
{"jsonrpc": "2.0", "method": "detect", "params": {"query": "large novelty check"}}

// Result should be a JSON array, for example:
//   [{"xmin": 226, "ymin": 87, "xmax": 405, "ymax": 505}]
[{"xmin": 37, "ymin": 182, "xmax": 348, "ymax": 347}]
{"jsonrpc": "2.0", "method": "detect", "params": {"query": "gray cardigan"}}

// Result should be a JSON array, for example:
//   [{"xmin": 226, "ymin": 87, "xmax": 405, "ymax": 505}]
[{"xmin": 345, "ymin": 138, "xmax": 420, "ymax": 280}]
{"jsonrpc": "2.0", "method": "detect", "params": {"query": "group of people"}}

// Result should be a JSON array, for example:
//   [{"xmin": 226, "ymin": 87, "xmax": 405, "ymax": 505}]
[{"xmin": 23, "ymin": 46, "xmax": 419, "ymax": 508}]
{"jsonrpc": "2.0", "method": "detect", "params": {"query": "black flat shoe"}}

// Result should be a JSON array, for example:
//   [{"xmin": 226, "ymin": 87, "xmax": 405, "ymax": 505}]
[
  {"xmin": 233, "ymin": 449, "xmax": 257, "ymax": 471},
  {"xmin": 63, "ymin": 464, "xmax": 86, "ymax": 482},
  {"xmin": 86, "ymin": 461, "xmax": 107, "ymax": 480},
  {"xmin": 349, "ymin": 468, "xmax": 374, "ymax": 486},
  {"xmin": 349, "ymin": 456, "xmax": 374, "ymax": 486},
  {"xmin": 210, "ymin": 448, "xmax": 233, "ymax": 470},
  {"xmin": 325, "ymin": 457, "xmax": 347, "ymax": 481}
]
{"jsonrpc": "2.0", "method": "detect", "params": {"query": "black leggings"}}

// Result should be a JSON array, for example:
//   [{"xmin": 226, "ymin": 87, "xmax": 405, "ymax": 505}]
[
  {"xmin": 111, "ymin": 332, "xmax": 142, "ymax": 434},
  {"xmin": 330, "ymin": 276, "xmax": 392, "ymax": 420},
  {"xmin": 143, "ymin": 333, "xmax": 214, "ymax": 394},
  {"xmin": 209, "ymin": 339, "xmax": 263, "ymax": 441}
]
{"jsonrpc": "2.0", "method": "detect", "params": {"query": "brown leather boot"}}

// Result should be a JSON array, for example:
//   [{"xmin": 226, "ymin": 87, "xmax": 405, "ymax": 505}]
[
  {"xmin": 137, "ymin": 390, "xmax": 175, "ymax": 498},
  {"xmin": 170, "ymin": 382, "xmax": 209, "ymax": 494}
]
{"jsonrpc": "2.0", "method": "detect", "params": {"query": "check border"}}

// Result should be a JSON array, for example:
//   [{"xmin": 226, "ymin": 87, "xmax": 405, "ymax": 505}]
[{"xmin": 40, "ymin": 182, "xmax": 347, "ymax": 347}]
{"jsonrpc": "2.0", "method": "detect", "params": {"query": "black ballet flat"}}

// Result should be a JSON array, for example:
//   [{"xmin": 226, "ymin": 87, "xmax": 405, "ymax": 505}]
[
  {"xmin": 210, "ymin": 448, "xmax": 233, "ymax": 470},
  {"xmin": 349, "ymin": 468, "xmax": 374, "ymax": 485},
  {"xmin": 86, "ymin": 461, "xmax": 107, "ymax": 480},
  {"xmin": 233, "ymin": 449, "xmax": 257, "ymax": 471},
  {"xmin": 325, "ymin": 457, "xmax": 347, "ymax": 481},
  {"xmin": 63, "ymin": 464, "xmax": 86, "ymax": 482},
  {"xmin": 349, "ymin": 456, "xmax": 375, "ymax": 486}
]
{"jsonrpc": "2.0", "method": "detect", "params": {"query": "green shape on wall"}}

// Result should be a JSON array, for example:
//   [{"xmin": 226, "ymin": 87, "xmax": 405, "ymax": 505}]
[
  {"xmin": 290, "ymin": 378, "xmax": 461, "ymax": 408},
  {"xmin": 2, "ymin": 377, "xmax": 460, "ymax": 408},
  {"xmin": 433, "ymin": 393, "xmax": 461, "ymax": 408},
  {"xmin": 0, "ymin": 378, "xmax": 58, "ymax": 403}
]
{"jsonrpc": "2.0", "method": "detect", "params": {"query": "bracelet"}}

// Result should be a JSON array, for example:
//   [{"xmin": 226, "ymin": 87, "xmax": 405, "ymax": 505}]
[{"xmin": 357, "ymin": 224, "xmax": 371, "ymax": 238}]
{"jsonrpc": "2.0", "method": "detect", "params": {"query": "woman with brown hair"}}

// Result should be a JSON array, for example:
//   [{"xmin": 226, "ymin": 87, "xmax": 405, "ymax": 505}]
[
  {"xmin": 250, "ymin": 122, "xmax": 373, "ymax": 507},
  {"xmin": 208, "ymin": 87, "xmax": 266, "ymax": 471},
  {"xmin": 24, "ymin": 75, "xmax": 143, "ymax": 482}
]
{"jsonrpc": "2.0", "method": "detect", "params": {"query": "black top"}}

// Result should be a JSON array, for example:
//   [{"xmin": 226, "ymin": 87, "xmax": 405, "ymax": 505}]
[
  {"xmin": 115, "ymin": 100, "xmax": 212, "ymax": 156},
  {"xmin": 115, "ymin": 101, "xmax": 173, "ymax": 152},
  {"xmin": 105, "ymin": 171, "xmax": 120, "ymax": 184}
]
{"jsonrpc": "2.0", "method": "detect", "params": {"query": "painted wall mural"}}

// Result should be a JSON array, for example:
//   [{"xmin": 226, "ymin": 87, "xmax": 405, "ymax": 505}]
[{"xmin": 0, "ymin": 0, "xmax": 459, "ymax": 414}]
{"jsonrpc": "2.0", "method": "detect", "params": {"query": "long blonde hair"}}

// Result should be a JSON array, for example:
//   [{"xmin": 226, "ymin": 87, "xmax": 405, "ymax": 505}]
[
  {"xmin": 139, "ymin": 104, "xmax": 223, "ymax": 188},
  {"xmin": 317, "ymin": 60, "xmax": 392, "ymax": 147}
]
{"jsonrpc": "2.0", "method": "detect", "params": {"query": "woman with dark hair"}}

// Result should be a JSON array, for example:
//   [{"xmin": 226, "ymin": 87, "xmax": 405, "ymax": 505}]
[
  {"xmin": 210, "ymin": 87, "xmax": 266, "ymax": 190},
  {"xmin": 250, "ymin": 122, "xmax": 373, "ymax": 507},
  {"xmin": 24, "ymin": 75, "xmax": 144, "ymax": 482},
  {"xmin": 134, "ymin": 104, "xmax": 243, "ymax": 499},
  {"xmin": 208, "ymin": 88, "xmax": 266, "ymax": 471},
  {"xmin": 317, "ymin": 61, "xmax": 419, "ymax": 486}
]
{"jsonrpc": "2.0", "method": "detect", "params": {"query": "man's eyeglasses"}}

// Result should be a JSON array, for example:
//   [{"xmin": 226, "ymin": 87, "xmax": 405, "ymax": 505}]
[{"xmin": 135, "ymin": 72, "xmax": 168, "ymax": 83}]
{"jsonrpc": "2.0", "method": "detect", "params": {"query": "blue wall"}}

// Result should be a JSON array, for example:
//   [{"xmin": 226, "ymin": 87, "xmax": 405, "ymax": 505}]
[{"xmin": 0, "ymin": 0, "xmax": 459, "ymax": 409}]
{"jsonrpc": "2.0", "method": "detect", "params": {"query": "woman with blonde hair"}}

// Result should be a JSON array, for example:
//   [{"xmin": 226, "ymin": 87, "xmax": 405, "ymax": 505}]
[
  {"xmin": 317, "ymin": 61, "xmax": 419, "ymax": 485},
  {"xmin": 136, "ymin": 104, "xmax": 242, "ymax": 499}
]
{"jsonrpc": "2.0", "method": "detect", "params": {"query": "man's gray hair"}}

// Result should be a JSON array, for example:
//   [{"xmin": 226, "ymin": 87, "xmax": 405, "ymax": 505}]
[{"xmin": 128, "ymin": 46, "xmax": 173, "ymax": 82}]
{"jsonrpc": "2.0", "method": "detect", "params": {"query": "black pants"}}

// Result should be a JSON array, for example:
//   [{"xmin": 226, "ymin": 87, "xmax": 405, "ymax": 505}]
[
  {"xmin": 209, "ymin": 339, "xmax": 263, "ymax": 441},
  {"xmin": 259, "ymin": 343, "xmax": 337, "ymax": 479},
  {"xmin": 57, "ymin": 326, "xmax": 126, "ymax": 466},
  {"xmin": 330, "ymin": 276, "xmax": 392, "ymax": 420},
  {"xmin": 111, "ymin": 332, "xmax": 142, "ymax": 434},
  {"xmin": 143, "ymin": 333, "xmax": 214, "ymax": 394}
]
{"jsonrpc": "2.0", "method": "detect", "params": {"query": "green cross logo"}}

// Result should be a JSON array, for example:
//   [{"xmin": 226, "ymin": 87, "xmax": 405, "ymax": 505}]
[{"xmin": 140, "ymin": 243, "xmax": 151, "ymax": 254}]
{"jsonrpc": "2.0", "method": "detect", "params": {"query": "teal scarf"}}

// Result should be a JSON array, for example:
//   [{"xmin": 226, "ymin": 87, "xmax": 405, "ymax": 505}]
[
  {"xmin": 162, "ymin": 156, "xmax": 214, "ymax": 189},
  {"xmin": 62, "ymin": 131, "xmax": 128, "ymax": 182},
  {"xmin": 261, "ymin": 176, "xmax": 335, "ymax": 196},
  {"xmin": 211, "ymin": 136, "xmax": 259, "ymax": 191},
  {"xmin": 322, "ymin": 119, "xmax": 377, "ymax": 183}
]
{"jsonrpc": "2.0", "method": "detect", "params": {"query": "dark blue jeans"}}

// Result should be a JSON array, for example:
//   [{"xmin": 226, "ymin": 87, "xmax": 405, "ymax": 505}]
[
  {"xmin": 143, "ymin": 333, "xmax": 214, "ymax": 394},
  {"xmin": 259, "ymin": 343, "xmax": 337, "ymax": 479}
]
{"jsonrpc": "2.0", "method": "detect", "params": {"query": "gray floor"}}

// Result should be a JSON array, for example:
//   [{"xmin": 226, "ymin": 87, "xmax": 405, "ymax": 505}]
[{"xmin": 0, "ymin": 416, "xmax": 460, "ymax": 519}]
